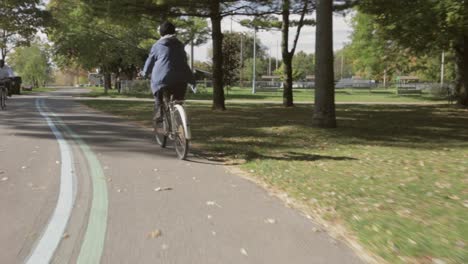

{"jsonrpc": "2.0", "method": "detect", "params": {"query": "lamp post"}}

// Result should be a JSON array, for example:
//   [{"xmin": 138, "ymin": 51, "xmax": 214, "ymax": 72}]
[{"xmin": 252, "ymin": 26, "xmax": 257, "ymax": 94}]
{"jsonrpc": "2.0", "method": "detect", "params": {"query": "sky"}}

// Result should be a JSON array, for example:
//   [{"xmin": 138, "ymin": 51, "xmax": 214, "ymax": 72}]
[{"xmin": 186, "ymin": 13, "xmax": 354, "ymax": 62}]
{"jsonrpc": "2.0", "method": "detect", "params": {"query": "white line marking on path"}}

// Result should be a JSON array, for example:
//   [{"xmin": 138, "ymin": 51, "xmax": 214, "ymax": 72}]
[{"xmin": 25, "ymin": 99, "xmax": 76, "ymax": 264}]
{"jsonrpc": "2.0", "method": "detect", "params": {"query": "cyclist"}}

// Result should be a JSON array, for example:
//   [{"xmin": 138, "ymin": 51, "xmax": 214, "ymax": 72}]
[
  {"xmin": 141, "ymin": 21, "xmax": 195, "ymax": 122},
  {"xmin": 0, "ymin": 59, "xmax": 14, "ymax": 97}
]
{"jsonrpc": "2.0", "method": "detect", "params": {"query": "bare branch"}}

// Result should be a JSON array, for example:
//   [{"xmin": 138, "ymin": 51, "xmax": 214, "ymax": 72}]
[{"xmin": 290, "ymin": 0, "xmax": 309, "ymax": 56}]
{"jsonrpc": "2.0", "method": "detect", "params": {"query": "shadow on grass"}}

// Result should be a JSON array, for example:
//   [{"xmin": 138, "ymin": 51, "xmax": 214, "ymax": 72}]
[
  {"xmin": 244, "ymin": 151, "xmax": 357, "ymax": 162},
  {"xmin": 188, "ymin": 103, "xmax": 468, "ymax": 162},
  {"xmin": 39, "ymin": 99, "xmax": 466, "ymax": 164}
]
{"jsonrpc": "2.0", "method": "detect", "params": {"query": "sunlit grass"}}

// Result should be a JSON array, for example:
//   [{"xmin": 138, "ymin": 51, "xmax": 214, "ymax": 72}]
[{"xmin": 83, "ymin": 86, "xmax": 446, "ymax": 103}]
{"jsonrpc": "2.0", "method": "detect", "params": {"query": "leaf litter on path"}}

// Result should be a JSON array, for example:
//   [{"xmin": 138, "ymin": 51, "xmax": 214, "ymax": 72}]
[
  {"xmin": 147, "ymin": 229, "xmax": 162, "ymax": 239},
  {"xmin": 240, "ymin": 248, "xmax": 248, "ymax": 256},
  {"xmin": 154, "ymin": 187, "xmax": 172, "ymax": 192},
  {"xmin": 206, "ymin": 201, "xmax": 222, "ymax": 208}
]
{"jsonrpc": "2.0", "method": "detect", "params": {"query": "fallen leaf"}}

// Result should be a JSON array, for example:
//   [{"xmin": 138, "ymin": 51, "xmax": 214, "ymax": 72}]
[
  {"xmin": 153, "ymin": 168, "xmax": 159, "ymax": 172},
  {"xmin": 211, "ymin": 231, "xmax": 217, "ymax": 236},
  {"xmin": 147, "ymin": 229, "xmax": 162, "ymax": 239},
  {"xmin": 435, "ymin": 182, "xmax": 451, "ymax": 189},
  {"xmin": 62, "ymin": 233, "xmax": 70, "ymax": 239},
  {"xmin": 56, "ymin": 161, "xmax": 60, "ymax": 164},
  {"xmin": 448, "ymin": 195, "xmax": 460, "ymax": 200},
  {"xmin": 1, "ymin": 177, "xmax": 8, "ymax": 181},
  {"xmin": 432, "ymin": 258, "xmax": 447, "ymax": 264},
  {"xmin": 154, "ymin": 187, "xmax": 172, "ymax": 192},
  {"xmin": 206, "ymin": 201, "xmax": 222, "ymax": 208},
  {"xmin": 455, "ymin": 240, "xmax": 465, "ymax": 248},
  {"xmin": 264, "ymin": 218, "xmax": 276, "ymax": 224},
  {"xmin": 311, "ymin": 227, "xmax": 322, "ymax": 233},
  {"xmin": 21, "ymin": 166, "xmax": 27, "ymax": 169},
  {"xmin": 161, "ymin": 244, "xmax": 169, "ymax": 250},
  {"xmin": 463, "ymin": 200, "xmax": 468, "ymax": 208},
  {"xmin": 207, "ymin": 215, "xmax": 213, "ymax": 219},
  {"xmin": 240, "ymin": 248, "xmax": 248, "ymax": 256}
]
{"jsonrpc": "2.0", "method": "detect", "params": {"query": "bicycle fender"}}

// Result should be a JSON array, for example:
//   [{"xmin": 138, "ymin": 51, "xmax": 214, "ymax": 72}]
[{"xmin": 174, "ymin": 104, "xmax": 191, "ymax": 140}]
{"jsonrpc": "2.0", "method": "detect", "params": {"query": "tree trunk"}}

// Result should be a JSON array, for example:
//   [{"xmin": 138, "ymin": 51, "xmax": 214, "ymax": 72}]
[
  {"xmin": 454, "ymin": 36, "xmax": 467, "ymax": 106},
  {"xmin": 282, "ymin": 55, "xmax": 294, "ymax": 107},
  {"xmin": 313, "ymin": 0, "xmax": 336, "ymax": 128},
  {"xmin": 282, "ymin": 0, "xmax": 294, "ymax": 107},
  {"xmin": 210, "ymin": 0, "xmax": 226, "ymax": 110},
  {"xmin": 104, "ymin": 72, "xmax": 111, "ymax": 95},
  {"xmin": 1, "ymin": 30, "xmax": 6, "ymax": 59},
  {"xmin": 115, "ymin": 71, "xmax": 120, "ymax": 92}
]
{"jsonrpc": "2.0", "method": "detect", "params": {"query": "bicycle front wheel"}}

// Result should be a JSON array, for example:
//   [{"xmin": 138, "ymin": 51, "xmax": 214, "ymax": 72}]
[{"xmin": 173, "ymin": 105, "xmax": 189, "ymax": 160}]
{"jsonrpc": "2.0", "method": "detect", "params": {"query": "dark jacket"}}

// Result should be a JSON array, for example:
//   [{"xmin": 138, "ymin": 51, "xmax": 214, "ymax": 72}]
[{"xmin": 143, "ymin": 35, "xmax": 195, "ymax": 95}]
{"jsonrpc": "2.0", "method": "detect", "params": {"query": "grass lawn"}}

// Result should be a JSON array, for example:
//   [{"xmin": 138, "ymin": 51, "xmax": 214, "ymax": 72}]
[
  {"xmin": 84, "ymin": 86, "xmax": 447, "ymax": 103},
  {"xmin": 80, "ymin": 100, "xmax": 467, "ymax": 264}
]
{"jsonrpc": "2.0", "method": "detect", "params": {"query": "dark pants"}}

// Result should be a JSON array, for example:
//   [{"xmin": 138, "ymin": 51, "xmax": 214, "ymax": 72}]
[{"xmin": 153, "ymin": 84, "xmax": 187, "ymax": 120}]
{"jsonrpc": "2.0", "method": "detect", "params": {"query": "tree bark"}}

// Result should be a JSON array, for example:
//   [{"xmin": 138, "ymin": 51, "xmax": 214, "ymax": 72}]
[
  {"xmin": 313, "ymin": 0, "xmax": 336, "ymax": 128},
  {"xmin": 454, "ymin": 36, "xmax": 467, "ymax": 106},
  {"xmin": 281, "ymin": 0, "xmax": 294, "ymax": 107},
  {"xmin": 115, "ymin": 71, "xmax": 120, "ymax": 92},
  {"xmin": 104, "ymin": 72, "xmax": 111, "ymax": 95},
  {"xmin": 210, "ymin": 0, "xmax": 226, "ymax": 110}
]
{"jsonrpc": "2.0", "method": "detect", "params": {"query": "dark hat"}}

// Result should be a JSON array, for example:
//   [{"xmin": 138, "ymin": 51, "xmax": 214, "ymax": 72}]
[{"xmin": 159, "ymin": 21, "xmax": 176, "ymax": 36}]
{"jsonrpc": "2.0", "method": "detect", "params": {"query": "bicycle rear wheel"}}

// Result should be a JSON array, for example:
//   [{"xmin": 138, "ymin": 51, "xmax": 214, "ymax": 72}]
[
  {"xmin": 154, "ymin": 110, "xmax": 167, "ymax": 148},
  {"xmin": 173, "ymin": 106, "xmax": 189, "ymax": 160},
  {"xmin": 0, "ymin": 89, "xmax": 6, "ymax": 110}
]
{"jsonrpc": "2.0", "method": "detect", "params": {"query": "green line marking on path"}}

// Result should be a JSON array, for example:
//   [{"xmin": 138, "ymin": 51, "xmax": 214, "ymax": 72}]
[{"xmin": 41, "ymin": 100, "xmax": 109, "ymax": 264}]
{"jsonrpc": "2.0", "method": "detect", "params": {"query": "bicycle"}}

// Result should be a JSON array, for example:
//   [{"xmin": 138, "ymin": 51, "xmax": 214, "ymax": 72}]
[
  {"xmin": 0, "ymin": 79, "xmax": 9, "ymax": 110},
  {"xmin": 153, "ymin": 89, "xmax": 192, "ymax": 160}
]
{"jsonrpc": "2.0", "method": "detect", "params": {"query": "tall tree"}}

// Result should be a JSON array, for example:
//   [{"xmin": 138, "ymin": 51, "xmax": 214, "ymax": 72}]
[
  {"xmin": 280, "ymin": 0, "xmax": 314, "ymax": 106},
  {"xmin": 0, "ymin": 0, "xmax": 50, "ymax": 59},
  {"xmin": 358, "ymin": 0, "xmax": 467, "ymax": 106},
  {"xmin": 222, "ymin": 32, "xmax": 242, "ymax": 88},
  {"xmin": 81, "ymin": 0, "xmax": 281, "ymax": 110},
  {"xmin": 241, "ymin": 1, "xmax": 315, "ymax": 107},
  {"xmin": 313, "ymin": 0, "xmax": 336, "ymax": 127},
  {"xmin": 9, "ymin": 41, "xmax": 52, "ymax": 87},
  {"xmin": 48, "ymin": 0, "xmax": 155, "ymax": 94}
]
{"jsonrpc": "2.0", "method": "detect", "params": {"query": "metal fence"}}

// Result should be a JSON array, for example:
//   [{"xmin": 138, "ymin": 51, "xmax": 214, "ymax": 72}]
[{"xmin": 119, "ymin": 79, "xmax": 454, "ymax": 97}]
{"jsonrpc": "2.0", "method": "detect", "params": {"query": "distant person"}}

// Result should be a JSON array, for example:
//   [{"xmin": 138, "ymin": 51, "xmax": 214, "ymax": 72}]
[
  {"xmin": 142, "ymin": 21, "xmax": 195, "ymax": 122},
  {"xmin": 0, "ymin": 59, "xmax": 14, "ymax": 96}
]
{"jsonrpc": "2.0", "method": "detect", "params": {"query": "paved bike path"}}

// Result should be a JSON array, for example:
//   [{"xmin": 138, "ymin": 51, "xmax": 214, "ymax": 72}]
[{"xmin": 1, "ymin": 93, "xmax": 365, "ymax": 263}]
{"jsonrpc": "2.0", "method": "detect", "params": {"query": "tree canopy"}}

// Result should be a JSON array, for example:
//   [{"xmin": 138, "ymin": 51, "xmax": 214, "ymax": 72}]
[
  {"xmin": 9, "ymin": 41, "xmax": 51, "ymax": 87},
  {"xmin": 357, "ymin": 0, "xmax": 467, "ymax": 105},
  {"xmin": 0, "ymin": 0, "xmax": 50, "ymax": 59}
]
